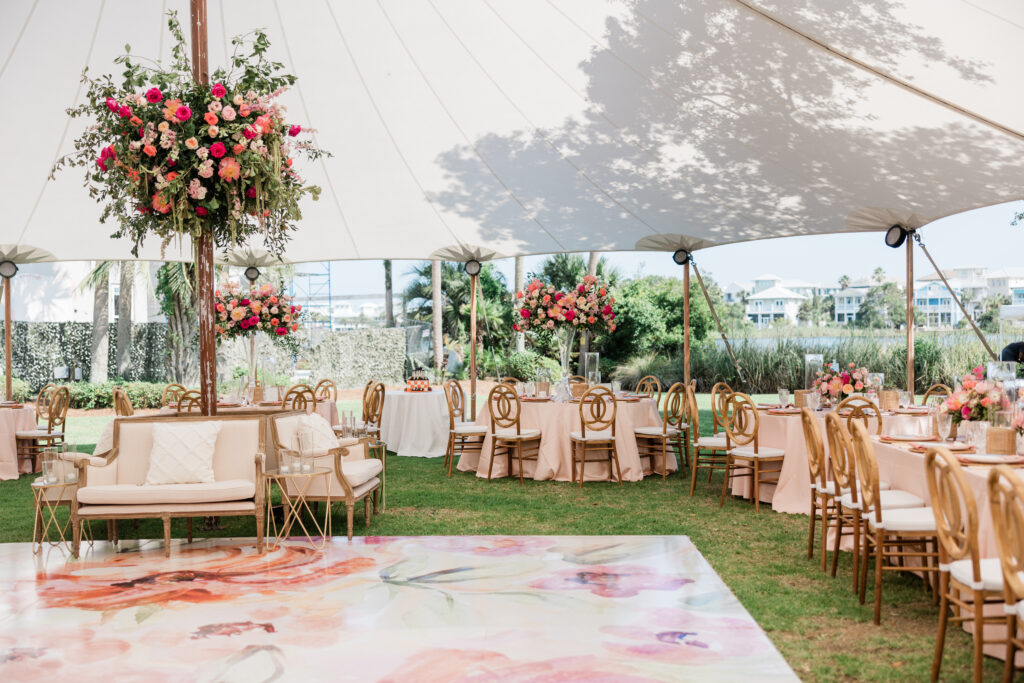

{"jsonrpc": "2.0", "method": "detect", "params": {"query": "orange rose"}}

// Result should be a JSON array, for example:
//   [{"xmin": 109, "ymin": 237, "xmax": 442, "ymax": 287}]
[
  {"xmin": 291, "ymin": 323, "xmax": 298, "ymax": 332},
  {"xmin": 233, "ymin": 143, "xmax": 245, "ymax": 155},
  {"xmin": 142, "ymin": 144, "xmax": 157, "ymax": 157},
  {"xmin": 165, "ymin": 171, "xmax": 178, "ymax": 181},
  {"xmin": 204, "ymin": 111, "xmax": 218, "ymax": 126}
]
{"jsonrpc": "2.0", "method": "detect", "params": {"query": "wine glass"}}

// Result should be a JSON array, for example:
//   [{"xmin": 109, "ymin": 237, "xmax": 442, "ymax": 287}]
[
  {"xmin": 936, "ymin": 412, "xmax": 952, "ymax": 442},
  {"xmin": 777, "ymin": 388, "xmax": 790, "ymax": 407}
]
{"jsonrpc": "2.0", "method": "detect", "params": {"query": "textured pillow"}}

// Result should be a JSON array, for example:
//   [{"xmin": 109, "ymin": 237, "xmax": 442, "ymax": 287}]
[
  {"xmin": 144, "ymin": 421, "xmax": 222, "ymax": 485},
  {"xmin": 276, "ymin": 413, "xmax": 338, "ymax": 456}
]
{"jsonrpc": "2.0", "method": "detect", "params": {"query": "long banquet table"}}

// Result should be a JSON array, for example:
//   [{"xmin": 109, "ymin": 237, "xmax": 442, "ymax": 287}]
[
  {"xmin": 458, "ymin": 397, "xmax": 673, "ymax": 482},
  {"xmin": 728, "ymin": 408, "xmax": 932, "ymax": 512}
]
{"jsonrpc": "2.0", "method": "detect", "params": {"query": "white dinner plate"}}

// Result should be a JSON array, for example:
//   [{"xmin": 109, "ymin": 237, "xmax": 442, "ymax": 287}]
[
  {"xmin": 961, "ymin": 453, "xmax": 1019, "ymax": 464},
  {"xmin": 888, "ymin": 433, "xmax": 929, "ymax": 442}
]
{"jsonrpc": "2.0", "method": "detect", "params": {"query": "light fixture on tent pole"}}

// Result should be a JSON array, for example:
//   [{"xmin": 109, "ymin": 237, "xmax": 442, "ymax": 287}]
[
  {"xmin": 463, "ymin": 259, "xmax": 482, "ymax": 276},
  {"xmin": 0, "ymin": 260, "xmax": 16, "ymax": 401},
  {"xmin": 464, "ymin": 259, "xmax": 482, "ymax": 420},
  {"xmin": 672, "ymin": 249, "xmax": 691, "ymax": 265},
  {"xmin": 884, "ymin": 224, "xmax": 913, "ymax": 248},
  {"xmin": 883, "ymin": 224, "xmax": 917, "ymax": 392},
  {"xmin": 244, "ymin": 266, "xmax": 261, "ymax": 284},
  {"xmin": 673, "ymin": 250, "xmax": 692, "ymax": 386},
  {"xmin": 0, "ymin": 261, "xmax": 18, "ymax": 279}
]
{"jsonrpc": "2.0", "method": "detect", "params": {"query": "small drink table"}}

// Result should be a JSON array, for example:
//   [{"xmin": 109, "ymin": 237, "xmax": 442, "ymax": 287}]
[
  {"xmin": 31, "ymin": 474, "xmax": 81, "ymax": 554},
  {"xmin": 263, "ymin": 466, "xmax": 332, "ymax": 550}
]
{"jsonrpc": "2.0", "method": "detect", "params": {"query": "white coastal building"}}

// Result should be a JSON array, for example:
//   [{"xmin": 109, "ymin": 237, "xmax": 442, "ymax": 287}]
[{"xmin": 746, "ymin": 285, "xmax": 806, "ymax": 327}]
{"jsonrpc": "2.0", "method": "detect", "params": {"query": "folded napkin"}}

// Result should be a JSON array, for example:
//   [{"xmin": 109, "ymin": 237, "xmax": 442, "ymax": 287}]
[
  {"xmin": 955, "ymin": 454, "xmax": 1024, "ymax": 465},
  {"xmin": 879, "ymin": 435, "xmax": 938, "ymax": 444},
  {"xmin": 909, "ymin": 444, "xmax": 973, "ymax": 454}
]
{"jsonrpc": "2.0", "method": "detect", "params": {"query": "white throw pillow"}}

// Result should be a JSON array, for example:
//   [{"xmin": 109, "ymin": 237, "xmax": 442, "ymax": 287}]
[
  {"xmin": 299, "ymin": 413, "xmax": 340, "ymax": 455},
  {"xmin": 144, "ymin": 421, "xmax": 222, "ymax": 485}
]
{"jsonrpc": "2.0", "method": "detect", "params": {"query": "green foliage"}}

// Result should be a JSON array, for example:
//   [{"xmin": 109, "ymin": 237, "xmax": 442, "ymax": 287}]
[
  {"xmin": 797, "ymin": 293, "xmax": 834, "ymax": 326},
  {"xmin": 481, "ymin": 349, "xmax": 560, "ymax": 380},
  {"xmin": 64, "ymin": 381, "xmax": 167, "ymax": 409},
  {"xmin": 2, "ymin": 322, "xmax": 166, "ymax": 391},
  {"xmin": 856, "ymin": 282, "xmax": 906, "ymax": 329},
  {"xmin": 403, "ymin": 261, "xmax": 512, "ymax": 349},
  {"xmin": 975, "ymin": 294, "xmax": 1009, "ymax": 333},
  {"xmin": 0, "ymin": 376, "xmax": 32, "ymax": 402},
  {"xmin": 526, "ymin": 253, "xmax": 619, "ymax": 291}
]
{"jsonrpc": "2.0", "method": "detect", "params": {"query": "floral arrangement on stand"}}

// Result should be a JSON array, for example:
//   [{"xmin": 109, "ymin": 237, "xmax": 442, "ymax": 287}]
[
  {"xmin": 813, "ymin": 362, "xmax": 879, "ymax": 402},
  {"xmin": 512, "ymin": 275, "xmax": 617, "ymax": 376},
  {"xmin": 941, "ymin": 366, "xmax": 1004, "ymax": 424},
  {"xmin": 214, "ymin": 281, "xmax": 302, "ymax": 381},
  {"xmin": 52, "ymin": 13, "xmax": 327, "ymax": 256}
]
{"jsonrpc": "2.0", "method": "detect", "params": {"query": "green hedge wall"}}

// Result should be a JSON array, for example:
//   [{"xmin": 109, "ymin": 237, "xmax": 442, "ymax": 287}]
[{"xmin": 1, "ymin": 322, "xmax": 167, "ymax": 391}]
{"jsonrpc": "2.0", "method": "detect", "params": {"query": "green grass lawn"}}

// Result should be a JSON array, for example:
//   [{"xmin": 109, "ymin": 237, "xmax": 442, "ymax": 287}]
[{"xmin": 0, "ymin": 399, "xmax": 998, "ymax": 681}]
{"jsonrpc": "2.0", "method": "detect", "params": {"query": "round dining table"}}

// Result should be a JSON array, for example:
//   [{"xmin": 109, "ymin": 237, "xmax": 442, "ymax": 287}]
[
  {"xmin": 0, "ymin": 406, "xmax": 45, "ymax": 479},
  {"xmin": 728, "ymin": 407, "xmax": 933, "ymax": 512},
  {"xmin": 379, "ymin": 390, "xmax": 449, "ymax": 458},
  {"xmin": 459, "ymin": 397, "xmax": 672, "ymax": 482}
]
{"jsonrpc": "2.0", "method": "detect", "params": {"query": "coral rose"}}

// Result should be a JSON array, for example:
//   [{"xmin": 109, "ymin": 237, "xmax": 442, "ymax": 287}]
[
  {"xmin": 217, "ymin": 157, "xmax": 241, "ymax": 182},
  {"xmin": 211, "ymin": 82, "xmax": 227, "ymax": 98}
]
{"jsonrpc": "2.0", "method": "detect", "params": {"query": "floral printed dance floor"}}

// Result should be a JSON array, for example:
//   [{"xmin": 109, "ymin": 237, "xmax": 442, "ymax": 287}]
[{"xmin": 0, "ymin": 535, "xmax": 796, "ymax": 681}]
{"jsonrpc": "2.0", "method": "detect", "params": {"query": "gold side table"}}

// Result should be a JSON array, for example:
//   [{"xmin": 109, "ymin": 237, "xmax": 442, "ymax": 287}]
[
  {"xmin": 263, "ymin": 467, "xmax": 331, "ymax": 551},
  {"xmin": 32, "ymin": 476, "xmax": 89, "ymax": 554}
]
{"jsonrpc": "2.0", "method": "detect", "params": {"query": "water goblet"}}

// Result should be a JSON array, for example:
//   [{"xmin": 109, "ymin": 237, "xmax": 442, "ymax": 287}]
[{"xmin": 778, "ymin": 388, "xmax": 790, "ymax": 407}]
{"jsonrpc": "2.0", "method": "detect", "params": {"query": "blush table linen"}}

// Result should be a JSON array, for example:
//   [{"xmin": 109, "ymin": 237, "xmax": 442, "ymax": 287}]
[
  {"xmin": 379, "ymin": 390, "xmax": 449, "ymax": 458},
  {"xmin": 728, "ymin": 410, "xmax": 933, "ymax": 513},
  {"xmin": 0, "ymin": 406, "xmax": 44, "ymax": 479},
  {"xmin": 459, "ymin": 398, "xmax": 672, "ymax": 482}
]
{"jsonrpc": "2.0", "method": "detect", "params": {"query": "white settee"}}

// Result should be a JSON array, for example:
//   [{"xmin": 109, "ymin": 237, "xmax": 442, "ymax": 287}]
[{"xmin": 71, "ymin": 414, "xmax": 266, "ymax": 557}]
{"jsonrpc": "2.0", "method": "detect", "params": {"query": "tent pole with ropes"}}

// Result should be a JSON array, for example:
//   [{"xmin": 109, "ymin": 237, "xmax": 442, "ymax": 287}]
[{"xmin": 2, "ymin": 0, "xmax": 1023, "ymax": 400}]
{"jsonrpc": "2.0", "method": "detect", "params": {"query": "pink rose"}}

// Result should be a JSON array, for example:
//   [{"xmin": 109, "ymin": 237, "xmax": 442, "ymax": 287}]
[
  {"xmin": 961, "ymin": 406, "xmax": 972, "ymax": 419},
  {"xmin": 222, "ymin": 106, "xmax": 236, "ymax": 121},
  {"xmin": 564, "ymin": 310, "xmax": 575, "ymax": 321},
  {"xmin": 578, "ymin": 285, "xmax": 586, "ymax": 293},
  {"xmin": 246, "ymin": 187, "xmax": 257, "ymax": 198},
  {"xmin": 211, "ymin": 82, "xmax": 227, "ymax": 98},
  {"xmin": 209, "ymin": 142, "xmax": 226, "ymax": 158},
  {"xmin": 240, "ymin": 298, "xmax": 251, "ymax": 306},
  {"xmin": 243, "ymin": 125, "xmax": 257, "ymax": 140},
  {"xmin": 195, "ymin": 206, "xmax": 208, "ymax": 216},
  {"xmin": 520, "ymin": 308, "xmax": 531, "ymax": 318},
  {"xmin": 175, "ymin": 105, "xmax": 192, "ymax": 122},
  {"xmin": 145, "ymin": 87, "xmax": 162, "ymax": 103},
  {"xmin": 602, "ymin": 305, "xmax": 612, "ymax": 315},
  {"xmin": 276, "ymin": 327, "xmax": 287, "ymax": 336},
  {"xmin": 105, "ymin": 97, "xmax": 118, "ymax": 112},
  {"xmin": 118, "ymin": 105, "xmax": 131, "ymax": 118},
  {"xmin": 288, "ymin": 125, "xmax": 301, "ymax": 136}
]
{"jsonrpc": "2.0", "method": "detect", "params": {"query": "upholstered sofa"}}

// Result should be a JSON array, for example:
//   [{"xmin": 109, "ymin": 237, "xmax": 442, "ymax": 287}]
[
  {"xmin": 70, "ymin": 414, "xmax": 266, "ymax": 557},
  {"xmin": 270, "ymin": 411, "xmax": 383, "ymax": 539}
]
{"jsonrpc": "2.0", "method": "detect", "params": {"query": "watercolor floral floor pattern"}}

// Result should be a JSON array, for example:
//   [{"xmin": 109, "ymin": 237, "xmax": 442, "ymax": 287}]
[{"xmin": 0, "ymin": 535, "xmax": 796, "ymax": 681}]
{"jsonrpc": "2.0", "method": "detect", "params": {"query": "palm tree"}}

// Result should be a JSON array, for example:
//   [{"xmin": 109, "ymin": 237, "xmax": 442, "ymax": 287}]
[
  {"xmin": 79, "ymin": 262, "xmax": 111, "ymax": 382},
  {"xmin": 872, "ymin": 267, "xmax": 886, "ymax": 284},
  {"xmin": 155, "ymin": 262, "xmax": 198, "ymax": 384},
  {"xmin": 116, "ymin": 262, "xmax": 135, "ymax": 377},
  {"xmin": 529, "ymin": 253, "xmax": 619, "ymax": 291},
  {"xmin": 383, "ymin": 260, "xmax": 395, "ymax": 327},
  {"xmin": 403, "ymin": 261, "xmax": 511, "ymax": 348},
  {"xmin": 839, "ymin": 274, "xmax": 850, "ymax": 290}
]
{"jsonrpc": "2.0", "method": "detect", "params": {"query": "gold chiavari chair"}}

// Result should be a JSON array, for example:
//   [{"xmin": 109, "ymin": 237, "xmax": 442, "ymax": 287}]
[
  {"xmin": 825, "ymin": 412, "xmax": 863, "ymax": 587},
  {"xmin": 710, "ymin": 381, "xmax": 733, "ymax": 437},
  {"xmin": 360, "ymin": 380, "xmax": 374, "ymax": 422},
  {"xmin": 363, "ymin": 382, "xmax": 385, "ymax": 437},
  {"xmin": 112, "ymin": 386, "xmax": 134, "ymax": 417},
  {"xmin": 926, "ymin": 447, "xmax": 1006, "ymax": 683},
  {"xmin": 443, "ymin": 379, "xmax": 486, "ymax": 477},
  {"xmin": 282, "ymin": 384, "xmax": 317, "ymax": 413},
  {"xmin": 688, "ymin": 384, "xmax": 730, "ymax": 496},
  {"xmin": 850, "ymin": 421, "xmax": 936, "ymax": 624},
  {"xmin": 17, "ymin": 386, "xmax": 69, "ymax": 472},
  {"xmin": 175, "ymin": 390, "xmax": 202, "ymax": 414},
  {"xmin": 801, "ymin": 407, "xmax": 834, "ymax": 571},
  {"xmin": 719, "ymin": 392, "xmax": 784, "ymax": 512},
  {"xmin": 161, "ymin": 383, "xmax": 187, "ymax": 408},
  {"xmin": 313, "ymin": 379, "xmax": 338, "ymax": 402},
  {"xmin": 987, "ymin": 466, "xmax": 1024, "ymax": 682},
  {"xmin": 34, "ymin": 383, "xmax": 56, "ymax": 426},
  {"xmin": 500, "ymin": 377, "xmax": 520, "ymax": 387},
  {"xmin": 486, "ymin": 384, "xmax": 541, "ymax": 483},
  {"xmin": 837, "ymin": 395, "xmax": 883, "ymax": 435},
  {"xmin": 922, "ymin": 383, "xmax": 953, "ymax": 407},
  {"xmin": 570, "ymin": 385, "xmax": 620, "ymax": 486},
  {"xmin": 635, "ymin": 375, "xmax": 662, "ymax": 407},
  {"xmin": 635, "ymin": 382, "xmax": 688, "ymax": 480},
  {"xmin": 568, "ymin": 375, "xmax": 587, "ymax": 384}
]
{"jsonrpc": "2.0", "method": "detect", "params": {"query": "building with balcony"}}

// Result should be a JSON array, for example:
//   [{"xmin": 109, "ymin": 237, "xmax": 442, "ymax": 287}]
[{"xmin": 745, "ymin": 286, "xmax": 806, "ymax": 327}]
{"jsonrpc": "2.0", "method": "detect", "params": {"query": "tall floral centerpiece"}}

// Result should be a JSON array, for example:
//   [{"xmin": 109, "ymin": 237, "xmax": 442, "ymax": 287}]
[
  {"xmin": 813, "ymin": 362, "xmax": 880, "ymax": 402},
  {"xmin": 941, "ymin": 366, "xmax": 1004, "ymax": 424},
  {"xmin": 513, "ymin": 275, "xmax": 617, "ymax": 376},
  {"xmin": 214, "ymin": 281, "xmax": 302, "ymax": 383},
  {"xmin": 52, "ymin": 13, "xmax": 327, "ymax": 411}
]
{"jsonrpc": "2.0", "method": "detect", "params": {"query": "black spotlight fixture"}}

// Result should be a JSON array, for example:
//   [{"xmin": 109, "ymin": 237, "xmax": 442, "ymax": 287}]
[
  {"xmin": 464, "ymin": 259, "xmax": 482, "ymax": 277},
  {"xmin": 244, "ymin": 266, "xmax": 261, "ymax": 283},
  {"xmin": 0, "ymin": 261, "xmax": 18, "ymax": 279},
  {"xmin": 672, "ymin": 249, "xmax": 691, "ymax": 265},
  {"xmin": 884, "ymin": 225, "xmax": 910, "ymax": 249}
]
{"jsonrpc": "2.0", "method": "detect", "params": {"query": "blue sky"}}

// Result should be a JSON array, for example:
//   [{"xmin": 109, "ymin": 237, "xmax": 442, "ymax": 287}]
[{"xmin": 308, "ymin": 200, "xmax": 1024, "ymax": 298}]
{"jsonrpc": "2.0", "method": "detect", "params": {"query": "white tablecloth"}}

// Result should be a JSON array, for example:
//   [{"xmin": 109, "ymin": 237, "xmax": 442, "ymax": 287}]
[
  {"xmin": 380, "ymin": 390, "xmax": 449, "ymax": 458},
  {"xmin": 0, "ymin": 406, "xmax": 43, "ymax": 479}
]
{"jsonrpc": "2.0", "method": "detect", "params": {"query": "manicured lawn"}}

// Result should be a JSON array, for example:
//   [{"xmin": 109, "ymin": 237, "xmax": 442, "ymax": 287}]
[{"xmin": 0, "ymin": 399, "xmax": 997, "ymax": 681}]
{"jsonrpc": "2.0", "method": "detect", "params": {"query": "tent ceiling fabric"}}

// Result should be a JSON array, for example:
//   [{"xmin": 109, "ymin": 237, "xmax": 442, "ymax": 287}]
[{"xmin": 2, "ymin": 0, "xmax": 1021, "ymax": 263}]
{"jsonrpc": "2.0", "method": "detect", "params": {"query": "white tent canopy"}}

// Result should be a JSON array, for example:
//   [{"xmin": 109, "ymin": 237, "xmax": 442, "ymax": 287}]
[{"xmin": 2, "ymin": 0, "xmax": 1022, "ymax": 263}]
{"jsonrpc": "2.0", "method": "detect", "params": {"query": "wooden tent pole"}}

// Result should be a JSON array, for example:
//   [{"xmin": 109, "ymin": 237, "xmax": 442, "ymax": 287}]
[
  {"xmin": 692, "ymin": 261, "xmax": 743, "ymax": 384},
  {"xmin": 906, "ymin": 238, "xmax": 914, "ymax": 394},
  {"xmin": 190, "ymin": 0, "xmax": 217, "ymax": 416},
  {"xmin": 469, "ymin": 273, "xmax": 478, "ymax": 420},
  {"xmin": 683, "ymin": 260, "xmax": 691, "ymax": 387},
  {"xmin": 3, "ymin": 277, "xmax": 11, "ymax": 400}
]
